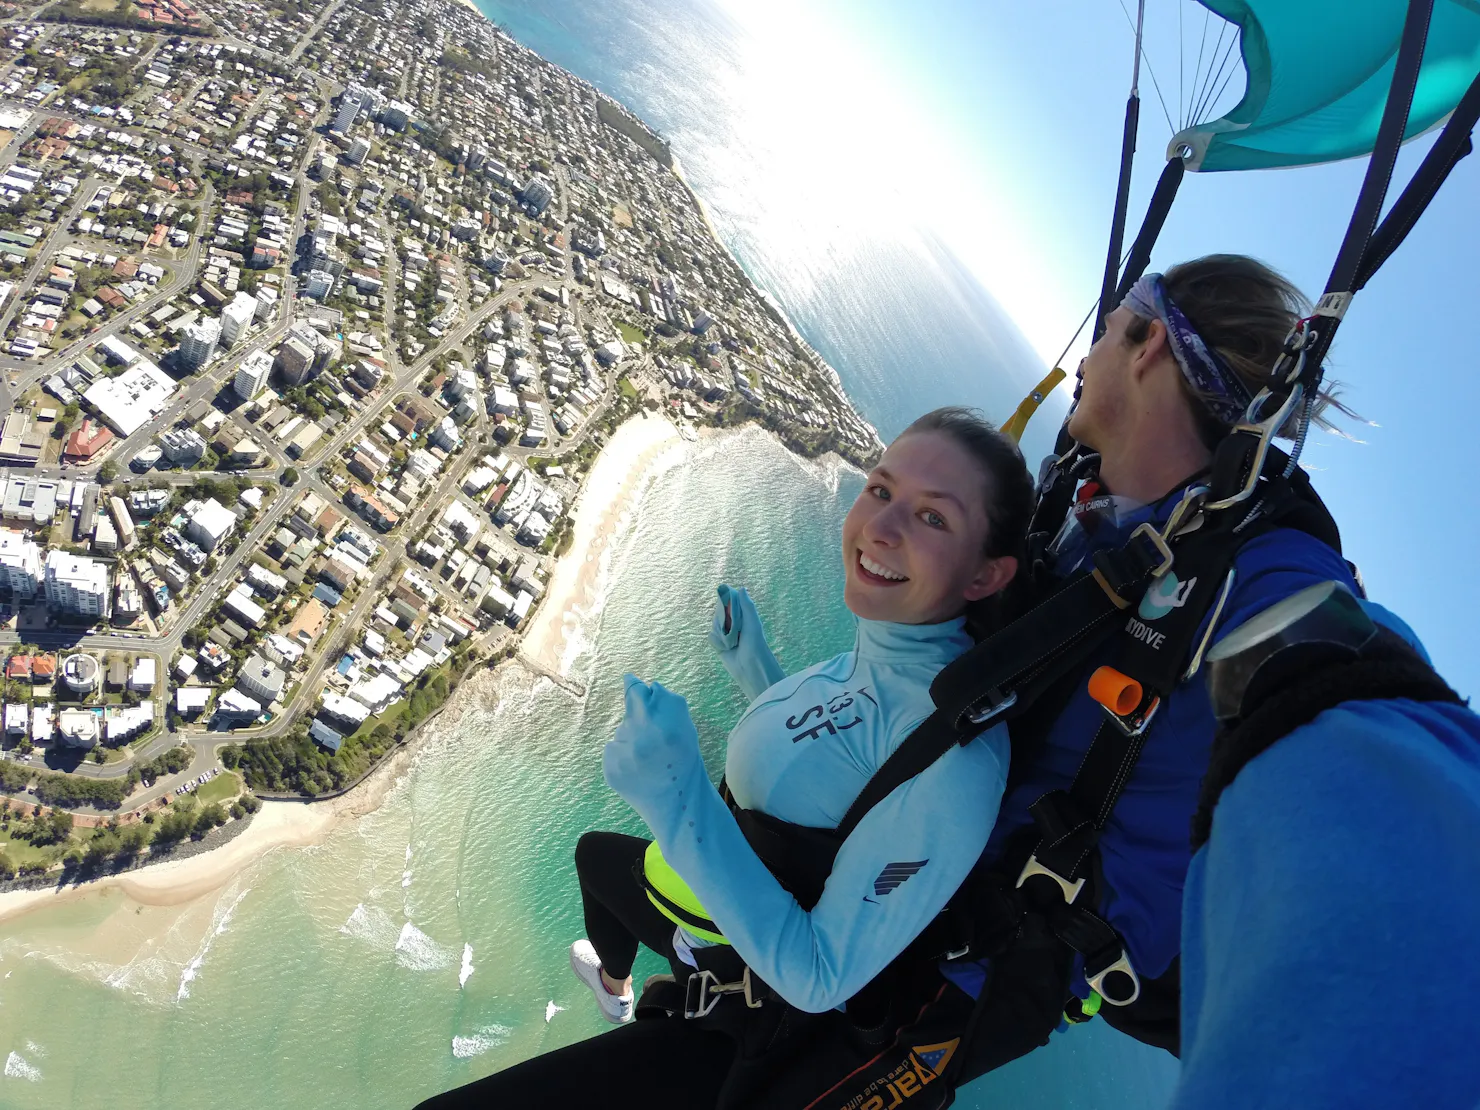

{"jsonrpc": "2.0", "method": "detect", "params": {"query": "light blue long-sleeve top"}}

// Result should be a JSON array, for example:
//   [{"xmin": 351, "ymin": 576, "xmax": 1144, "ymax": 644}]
[{"xmin": 607, "ymin": 587, "xmax": 1009, "ymax": 1014}]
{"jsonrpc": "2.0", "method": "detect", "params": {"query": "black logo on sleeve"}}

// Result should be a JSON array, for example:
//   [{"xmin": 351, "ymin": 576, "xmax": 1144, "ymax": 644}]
[{"xmin": 870, "ymin": 860, "xmax": 928, "ymax": 900}]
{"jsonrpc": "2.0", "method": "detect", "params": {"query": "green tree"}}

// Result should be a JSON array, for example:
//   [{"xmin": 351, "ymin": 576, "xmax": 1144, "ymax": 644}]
[
  {"xmin": 150, "ymin": 807, "xmax": 195, "ymax": 847},
  {"xmin": 117, "ymin": 825, "xmax": 148, "ymax": 857},
  {"xmin": 192, "ymin": 803, "xmax": 226, "ymax": 838},
  {"xmin": 84, "ymin": 832, "xmax": 119, "ymax": 867},
  {"xmin": 282, "ymin": 468, "xmax": 299, "ymax": 485},
  {"xmin": 98, "ymin": 461, "xmax": 118, "ymax": 484}
]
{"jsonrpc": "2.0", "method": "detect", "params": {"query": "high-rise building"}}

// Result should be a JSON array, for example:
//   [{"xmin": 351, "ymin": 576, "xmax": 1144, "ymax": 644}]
[
  {"xmin": 304, "ymin": 270, "xmax": 333, "ymax": 300},
  {"xmin": 44, "ymin": 550, "xmax": 109, "ymax": 618},
  {"xmin": 234, "ymin": 348, "xmax": 274, "ymax": 401},
  {"xmin": 220, "ymin": 292, "xmax": 257, "ymax": 347},
  {"xmin": 276, "ymin": 336, "xmax": 317, "ymax": 386},
  {"xmin": 379, "ymin": 100, "xmax": 412, "ymax": 132},
  {"xmin": 521, "ymin": 177, "xmax": 554, "ymax": 215},
  {"xmin": 333, "ymin": 84, "xmax": 370, "ymax": 133},
  {"xmin": 0, "ymin": 528, "xmax": 41, "ymax": 600},
  {"xmin": 178, "ymin": 316, "xmax": 220, "ymax": 371},
  {"xmin": 346, "ymin": 136, "xmax": 371, "ymax": 165}
]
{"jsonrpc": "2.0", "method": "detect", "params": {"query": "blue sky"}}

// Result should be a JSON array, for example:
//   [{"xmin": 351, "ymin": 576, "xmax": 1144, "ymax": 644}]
[{"xmin": 714, "ymin": 0, "xmax": 1479, "ymax": 693}]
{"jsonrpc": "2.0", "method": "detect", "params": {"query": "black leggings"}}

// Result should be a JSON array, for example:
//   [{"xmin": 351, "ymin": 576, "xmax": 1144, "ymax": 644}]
[
  {"xmin": 413, "ymin": 831, "xmax": 735, "ymax": 1108},
  {"xmin": 574, "ymin": 830, "xmax": 677, "ymax": 980}
]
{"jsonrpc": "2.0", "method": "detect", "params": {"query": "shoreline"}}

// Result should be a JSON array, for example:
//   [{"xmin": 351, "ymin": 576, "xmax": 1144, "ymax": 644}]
[
  {"xmin": 0, "ymin": 0, "xmax": 870, "ymax": 928},
  {"xmin": 521, "ymin": 412, "xmax": 683, "ymax": 676},
  {"xmin": 0, "ymin": 413, "xmax": 691, "ymax": 927}
]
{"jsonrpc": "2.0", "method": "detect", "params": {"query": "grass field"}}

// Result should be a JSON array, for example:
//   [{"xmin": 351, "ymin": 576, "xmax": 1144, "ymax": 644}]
[
  {"xmin": 618, "ymin": 377, "xmax": 639, "ymax": 400},
  {"xmin": 616, "ymin": 321, "xmax": 647, "ymax": 345},
  {"xmin": 0, "ymin": 831, "xmax": 60, "ymax": 870},
  {"xmin": 192, "ymin": 771, "xmax": 240, "ymax": 807}
]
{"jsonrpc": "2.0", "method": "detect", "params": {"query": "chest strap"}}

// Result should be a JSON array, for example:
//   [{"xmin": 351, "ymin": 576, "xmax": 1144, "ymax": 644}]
[{"xmin": 1007, "ymin": 492, "xmax": 1273, "ymax": 1007}]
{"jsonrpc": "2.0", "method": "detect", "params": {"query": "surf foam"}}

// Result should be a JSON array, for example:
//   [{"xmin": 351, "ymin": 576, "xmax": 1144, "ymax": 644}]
[
  {"xmin": 4, "ymin": 1051, "xmax": 40, "ymax": 1082},
  {"xmin": 394, "ymin": 921, "xmax": 454, "ymax": 972},
  {"xmin": 451, "ymin": 1024, "xmax": 512, "ymax": 1059}
]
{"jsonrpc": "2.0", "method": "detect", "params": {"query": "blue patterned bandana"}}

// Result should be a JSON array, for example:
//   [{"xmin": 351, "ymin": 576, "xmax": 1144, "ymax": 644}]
[{"xmin": 1122, "ymin": 274, "xmax": 1253, "ymax": 426}]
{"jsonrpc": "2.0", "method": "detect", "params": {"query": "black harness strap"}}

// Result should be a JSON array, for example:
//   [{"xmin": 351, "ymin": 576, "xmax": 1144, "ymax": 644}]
[
  {"xmin": 1355, "ymin": 67, "xmax": 1480, "ymax": 293},
  {"xmin": 835, "ymin": 713, "xmax": 963, "ymax": 841},
  {"xmin": 1002, "ymin": 469, "xmax": 1335, "ymax": 1014},
  {"xmin": 930, "ymin": 524, "xmax": 1174, "ymax": 731}
]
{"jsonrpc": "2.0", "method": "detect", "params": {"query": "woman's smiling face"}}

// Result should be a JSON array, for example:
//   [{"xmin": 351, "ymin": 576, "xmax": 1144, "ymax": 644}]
[{"xmin": 841, "ymin": 431, "xmax": 1009, "ymax": 625}]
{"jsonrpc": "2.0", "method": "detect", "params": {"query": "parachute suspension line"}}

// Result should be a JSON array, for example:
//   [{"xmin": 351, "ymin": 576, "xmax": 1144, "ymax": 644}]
[
  {"xmin": 1187, "ymin": 6, "xmax": 1211, "ymax": 130},
  {"xmin": 1115, "ymin": 0, "xmax": 1174, "ymax": 133},
  {"xmin": 1129, "ymin": 0, "xmax": 1145, "ymax": 95},
  {"xmin": 1353, "ymin": 68, "xmax": 1480, "ymax": 294},
  {"xmin": 1196, "ymin": 36, "xmax": 1243, "ymax": 131},
  {"xmin": 1093, "ymin": 0, "xmax": 1146, "ymax": 340},
  {"xmin": 1185, "ymin": 18, "xmax": 1224, "ymax": 126},
  {"xmin": 1055, "ymin": 297, "xmax": 1101, "ymax": 373},
  {"xmin": 1189, "ymin": 22, "xmax": 1239, "ymax": 129}
]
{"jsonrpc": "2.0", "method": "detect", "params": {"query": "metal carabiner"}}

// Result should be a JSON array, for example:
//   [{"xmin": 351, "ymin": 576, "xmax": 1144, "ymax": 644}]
[{"xmin": 1205, "ymin": 385, "xmax": 1305, "ymax": 512}]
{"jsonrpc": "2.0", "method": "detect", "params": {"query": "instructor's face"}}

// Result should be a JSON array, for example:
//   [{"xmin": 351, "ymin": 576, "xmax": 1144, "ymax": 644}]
[
  {"xmin": 841, "ymin": 432, "xmax": 1003, "ymax": 625},
  {"xmin": 1068, "ymin": 307, "xmax": 1137, "ymax": 451}
]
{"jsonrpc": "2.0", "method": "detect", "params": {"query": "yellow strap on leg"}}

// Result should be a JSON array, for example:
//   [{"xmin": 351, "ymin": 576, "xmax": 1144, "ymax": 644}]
[
  {"xmin": 1001, "ymin": 367, "xmax": 1068, "ymax": 443},
  {"xmin": 642, "ymin": 841, "xmax": 729, "ymax": 945}
]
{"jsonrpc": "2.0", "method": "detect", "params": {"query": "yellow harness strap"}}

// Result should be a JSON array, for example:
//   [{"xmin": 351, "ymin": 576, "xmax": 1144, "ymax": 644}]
[{"xmin": 641, "ymin": 841, "xmax": 730, "ymax": 946}]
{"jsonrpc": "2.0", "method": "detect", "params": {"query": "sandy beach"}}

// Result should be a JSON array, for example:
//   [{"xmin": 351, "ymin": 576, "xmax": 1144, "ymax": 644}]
[
  {"xmin": 0, "ymin": 413, "xmax": 686, "ymax": 927},
  {"xmin": 521, "ymin": 412, "xmax": 684, "ymax": 676}
]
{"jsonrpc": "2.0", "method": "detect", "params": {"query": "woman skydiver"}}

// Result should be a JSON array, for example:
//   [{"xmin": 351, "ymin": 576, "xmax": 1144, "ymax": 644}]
[{"xmin": 416, "ymin": 406, "xmax": 1035, "ymax": 1108}]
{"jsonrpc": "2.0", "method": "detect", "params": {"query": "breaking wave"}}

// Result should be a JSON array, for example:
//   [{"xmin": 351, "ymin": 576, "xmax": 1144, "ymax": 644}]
[
  {"xmin": 4, "ymin": 1051, "xmax": 40, "ymax": 1082},
  {"xmin": 339, "ymin": 903, "xmax": 402, "ymax": 951},
  {"xmin": 451, "ymin": 1023, "xmax": 512, "ymax": 1059},
  {"xmin": 177, "ymin": 887, "xmax": 251, "ymax": 1001},
  {"xmin": 394, "ymin": 922, "xmax": 455, "ymax": 972}
]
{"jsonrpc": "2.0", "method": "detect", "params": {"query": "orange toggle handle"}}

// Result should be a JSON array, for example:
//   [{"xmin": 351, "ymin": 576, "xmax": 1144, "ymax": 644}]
[{"xmin": 1088, "ymin": 666, "xmax": 1142, "ymax": 717}]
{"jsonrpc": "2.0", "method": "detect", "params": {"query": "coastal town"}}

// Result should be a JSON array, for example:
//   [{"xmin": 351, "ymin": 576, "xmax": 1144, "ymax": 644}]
[{"xmin": 0, "ymin": 0, "xmax": 881, "ymax": 876}]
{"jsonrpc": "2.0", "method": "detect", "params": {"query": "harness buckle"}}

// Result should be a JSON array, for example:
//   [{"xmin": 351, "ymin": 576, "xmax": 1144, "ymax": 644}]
[
  {"xmin": 1127, "ymin": 522, "xmax": 1174, "ymax": 579},
  {"xmin": 683, "ymin": 967, "xmax": 763, "ymax": 1019},
  {"xmin": 1016, "ymin": 852, "xmax": 1085, "ymax": 905},
  {"xmin": 1105, "ymin": 693, "xmax": 1160, "ymax": 738},
  {"xmin": 1084, "ymin": 949, "xmax": 1141, "ymax": 1007},
  {"xmin": 965, "ymin": 688, "xmax": 1017, "ymax": 726}
]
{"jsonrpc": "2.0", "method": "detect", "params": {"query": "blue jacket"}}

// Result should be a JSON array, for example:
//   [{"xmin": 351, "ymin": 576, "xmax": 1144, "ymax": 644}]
[
  {"xmin": 1173, "ymin": 692, "xmax": 1480, "ymax": 1108},
  {"xmin": 945, "ymin": 493, "xmax": 1355, "ymax": 999},
  {"xmin": 609, "ymin": 588, "xmax": 1008, "ymax": 1013}
]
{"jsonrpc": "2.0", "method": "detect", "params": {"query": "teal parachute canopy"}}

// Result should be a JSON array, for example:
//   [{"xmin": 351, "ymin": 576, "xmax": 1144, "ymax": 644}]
[{"xmin": 1170, "ymin": 0, "xmax": 1480, "ymax": 172}]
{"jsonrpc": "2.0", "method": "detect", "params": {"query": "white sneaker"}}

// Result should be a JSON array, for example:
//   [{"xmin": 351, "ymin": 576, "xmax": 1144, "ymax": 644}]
[{"xmin": 569, "ymin": 939, "xmax": 634, "ymax": 1024}]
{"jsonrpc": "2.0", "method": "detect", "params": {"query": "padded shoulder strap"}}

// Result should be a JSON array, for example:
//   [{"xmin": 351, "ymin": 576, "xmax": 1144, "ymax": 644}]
[{"xmin": 1191, "ymin": 628, "xmax": 1464, "ymax": 850}]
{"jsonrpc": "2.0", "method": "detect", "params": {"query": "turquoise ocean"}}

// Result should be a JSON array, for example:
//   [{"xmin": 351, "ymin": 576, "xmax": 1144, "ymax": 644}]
[{"xmin": 0, "ymin": 1, "xmax": 1180, "ymax": 1106}]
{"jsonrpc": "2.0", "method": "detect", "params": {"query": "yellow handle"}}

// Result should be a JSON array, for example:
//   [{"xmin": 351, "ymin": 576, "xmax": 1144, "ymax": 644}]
[{"xmin": 1001, "ymin": 367, "xmax": 1068, "ymax": 443}]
